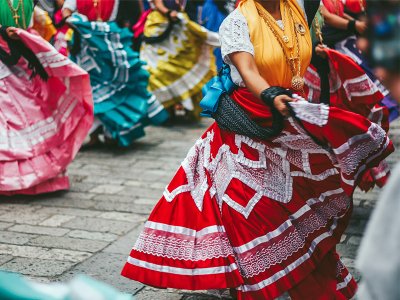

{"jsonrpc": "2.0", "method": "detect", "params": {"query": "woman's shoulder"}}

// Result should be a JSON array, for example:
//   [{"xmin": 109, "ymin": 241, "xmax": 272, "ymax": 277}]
[{"xmin": 219, "ymin": 8, "xmax": 249, "ymax": 36}]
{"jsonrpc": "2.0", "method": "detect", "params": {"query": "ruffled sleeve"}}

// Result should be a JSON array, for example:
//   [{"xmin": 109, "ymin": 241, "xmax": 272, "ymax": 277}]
[{"xmin": 219, "ymin": 9, "xmax": 254, "ymax": 64}]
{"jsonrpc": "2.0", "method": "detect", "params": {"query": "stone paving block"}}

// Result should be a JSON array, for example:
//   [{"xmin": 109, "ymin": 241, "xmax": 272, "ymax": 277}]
[
  {"xmin": 40, "ymin": 215, "xmax": 76, "ymax": 227},
  {"xmin": 0, "ymin": 204, "xmax": 40, "ymax": 214},
  {"xmin": 1, "ymin": 258, "xmax": 75, "ymax": 277},
  {"xmin": 93, "ymin": 194, "xmax": 136, "ymax": 203},
  {"xmin": 136, "ymin": 288, "xmax": 183, "ymax": 300},
  {"xmin": 117, "ymin": 187, "xmax": 163, "ymax": 198},
  {"xmin": 103, "ymin": 224, "xmax": 144, "ymax": 254},
  {"xmin": 0, "ymin": 244, "xmax": 48, "ymax": 258},
  {"xmin": 0, "ymin": 254, "xmax": 13, "ymax": 265},
  {"xmin": 0, "ymin": 209, "xmax": 50, "ymax": 225},
  {"xmin": 62, "ymin": 192, "xmax": 97, "ymax": 200},
  {"xmin": 0, "ymin": 222, "xmax": 13, "ymax": 230},
  {"xmin": 92, "ymin": 201, "xmax": 153, "ymax": 215},
  {"xmin": 39, "ymin": 249, "xmax": 92, "ymax": 263},
  {"xmin": 25, "ymin": 276, "xmax": 52, "ymax": 283},
  {"xmin": 133, "ymin": 198, "xmax": 159, "ymax": 206},
  {"xmin": 62, "ymin": 217, "xmax": 136, "ymax": 235},
  {"xmin": 58, "ymin": 252, "xmax": 143, "ymax": 294},
  {"xmin": 83, "ymin": 176, "xmax": 125, "ymax": 185},
  {"xmin": 28, "ymin": 236, "xmax": 108, "ymax": 253},
  {"xmin": 8, "ymin": 225, "xmax": 70, "ymax": 237},
  {"xmin": 0, "ymin": 231, "xmax": 37, "ymax": 245},
  {"xmin": 68, "ymin": 230, "xmax": 118, "ymax": 242},
  {"xmin": 38, "ymin": 207, "xmax": 101, "ymax": 217},
  {"xmin": 124, "ymin": 180, "xmax": 151, "ymax": 188},
  {"xmin": 35, "ymin": 198, "xmax": 97, "ymax": 210},
  {"xmin": 131, "ymin": 160, "xmax": 167, "ymax": 170},
  {"xmin": 69, "ymin": 182, "xmax": 97, "ymax": 193},
  {"xmin": 98, "ymin": 212, "xmax": 144, "ymax": 223},
  {"xmin": 89, "ymin": 184, "xmax": 125, "ymax": 194}
]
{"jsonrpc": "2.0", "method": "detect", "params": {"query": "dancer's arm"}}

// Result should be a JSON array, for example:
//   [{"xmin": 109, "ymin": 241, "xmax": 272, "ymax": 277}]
[
  {"xmin": 61, "ymin": 0, "xmax": 76, "ymax": 18},
  {"xmin": 0, "ymin": 25, "xmax": 20, "ymax": 40},
  {"xmin": 229, "ymin": 52, "xmax": 292, "ymax": 116},
  {"xmin": 153, "ymin": 0, "xmax": 178, "ymax": 20},
  {"xmin": 320, "ymin": 5, "xmax": 366, "ymax": 34}
]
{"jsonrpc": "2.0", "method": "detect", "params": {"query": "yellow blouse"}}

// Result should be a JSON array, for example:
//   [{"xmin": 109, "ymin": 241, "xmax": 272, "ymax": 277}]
[{"xmin": 239, "ymin": 0, "xmax": 312, "ymax": 88}]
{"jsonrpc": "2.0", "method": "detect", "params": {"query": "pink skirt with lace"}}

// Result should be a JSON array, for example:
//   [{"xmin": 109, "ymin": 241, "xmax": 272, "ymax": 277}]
[{"xmin": 0, "ymin": 29, "xmax": 93, "ymax": 195}]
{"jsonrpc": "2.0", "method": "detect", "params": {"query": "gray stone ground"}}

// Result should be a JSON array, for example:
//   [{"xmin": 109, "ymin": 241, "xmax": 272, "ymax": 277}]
[{"xmin": 0, "ymin": 118, "xmax": 399, "ymax": 300}]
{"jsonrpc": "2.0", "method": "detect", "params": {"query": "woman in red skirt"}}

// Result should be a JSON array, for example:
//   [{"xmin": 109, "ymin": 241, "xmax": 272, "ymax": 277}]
[{"xmin": 122, "ymin": 0, "xmax": 393, "ymax": 299}]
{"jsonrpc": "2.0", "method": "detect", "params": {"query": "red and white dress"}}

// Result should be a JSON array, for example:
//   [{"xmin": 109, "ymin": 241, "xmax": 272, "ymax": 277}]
[
  {"xmin": 305, "ymin": 48, "xmax": 391, "ymax": 189},
  {"xmin": 122, "ymin": 5, "xmax": 393, "ymax": 300}
]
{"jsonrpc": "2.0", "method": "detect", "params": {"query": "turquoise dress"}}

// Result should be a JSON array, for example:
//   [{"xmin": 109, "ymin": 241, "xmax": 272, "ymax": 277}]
[{"xmin": 69, "ymin": 14, "xmax": 169, "ymax": 146}]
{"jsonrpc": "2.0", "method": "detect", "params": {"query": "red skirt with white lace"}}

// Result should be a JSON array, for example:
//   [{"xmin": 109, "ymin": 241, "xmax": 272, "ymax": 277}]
[
  {"xmin": 305, "ymin": 48, "xmax": 391, "ymax": 189},
  {"xmin": 121, "ymin": 74, "xmax": 393, "ymax": 299}
]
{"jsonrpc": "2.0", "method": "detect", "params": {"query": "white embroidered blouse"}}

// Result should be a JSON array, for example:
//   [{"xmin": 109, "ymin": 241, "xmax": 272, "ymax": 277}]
[{"xmin": 219, "ymin": 0, "xmax": 306, "ymax": 87}]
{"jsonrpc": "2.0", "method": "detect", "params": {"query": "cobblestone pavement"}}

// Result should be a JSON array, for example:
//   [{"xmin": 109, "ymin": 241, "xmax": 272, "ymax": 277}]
[{"xmin": 0, "ymin": 119, "xmax": 399, "ymax": 299}]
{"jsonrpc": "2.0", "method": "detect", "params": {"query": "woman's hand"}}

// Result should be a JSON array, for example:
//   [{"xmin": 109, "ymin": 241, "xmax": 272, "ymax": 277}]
[
  {"xmin": 169, "ymin": 10, "xmax": 179, "ymax": 21},
  {"xmin": 355, "ymin": 20, "xmax": 367, "ymax": 34},
  {"xmin": 6, "ymin": 27, "xmax": 20, "ymax": 40},
  {"xmin": 315, "ymin": 44, "xmax": 328, "ymax": 58},
  {"xmin": 273, "ymin": 94, "xmax": 293, "ymax": 117}
]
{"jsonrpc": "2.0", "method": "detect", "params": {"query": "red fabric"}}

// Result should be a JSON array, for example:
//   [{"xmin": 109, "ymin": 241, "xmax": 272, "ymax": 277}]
[
  {"xmin": 122, "ymin": 83, "xmax": 393, "ymax": 298},
  {"xmin": 322, "ymin": 0, "xmax": 345, "ymax": 16},
  {"xmin": 53, "ymin": 10, "xmax": 70, "ymax": 56},
  {"xmin": 132, "ymin": 9, "xmax": 152, "ymax": 38},
  {"xmin": 76, "ymin": 0, "xmax": 115, "ymax": 21},
  {"xmin": 231, "ymin": 88, "xmax": 273, "ymax": 127},
  {"xmin": 305, "ymin": 48, "xmax": 391, "ymax": 192},
  {"xmin": 345, "ymin": 0, "xmax": 366, "ymax": 13},
  {"xmin": 288, "ymin": 250, "xmax": 357, "ymax": 300}
]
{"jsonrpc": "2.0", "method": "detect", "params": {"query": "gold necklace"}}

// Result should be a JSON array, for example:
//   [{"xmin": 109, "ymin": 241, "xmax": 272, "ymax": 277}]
[
  {"xmin": 256, "ymin": 1, "xmax": 304, "ymax": 91},
  {"xmin": 256, "ymin": 2, "xmax": 291, "ymax": 46},
  {"xmin": 6, "ymin": 0, "xmax": 27, "ymax": 29}
]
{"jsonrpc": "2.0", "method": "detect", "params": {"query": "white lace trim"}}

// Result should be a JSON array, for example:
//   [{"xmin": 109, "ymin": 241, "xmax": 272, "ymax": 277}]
[
  {"xmin": 134, "ymin": 228, "xmax": 234, "ymax": 261},
  {"xmin": 234, "ymin": 190, "xmax": 350, "ymax": 278},
  {"xmin": 333, "ymin": 123, "xmax": 387, "ymax": 175},
  {"xmin": 289, "ymin": 98, "xmax": 329, "ymax": 126}
]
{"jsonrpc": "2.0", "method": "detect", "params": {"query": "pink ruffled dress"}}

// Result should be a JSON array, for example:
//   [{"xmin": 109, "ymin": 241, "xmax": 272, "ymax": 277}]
[{"xmin": 0, "ymin": 29, "xmax": 93, "ymax": 195}]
